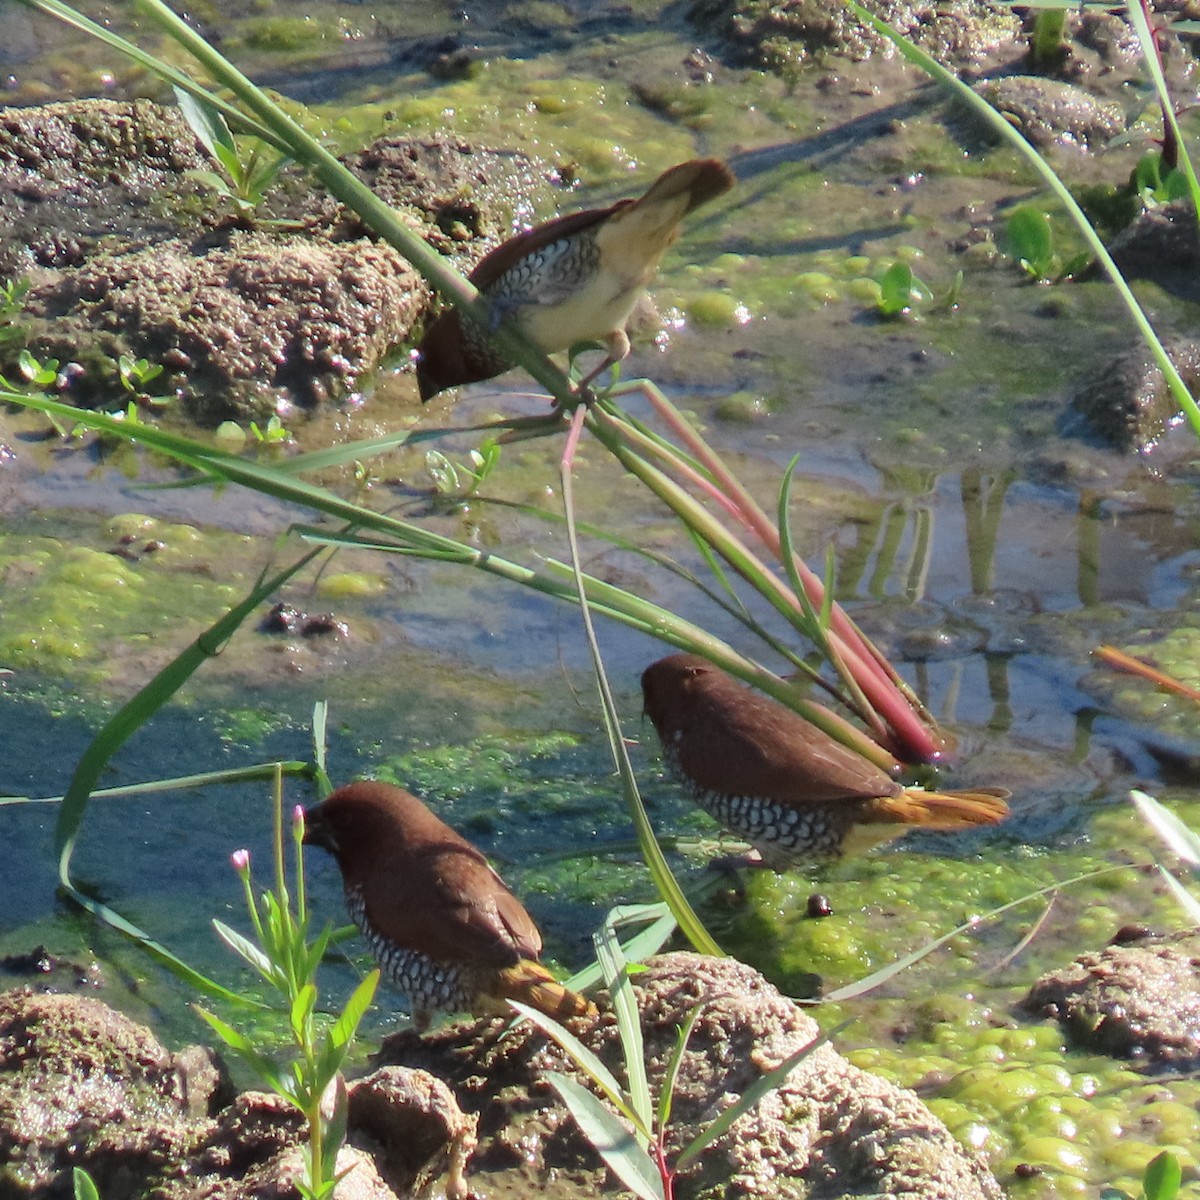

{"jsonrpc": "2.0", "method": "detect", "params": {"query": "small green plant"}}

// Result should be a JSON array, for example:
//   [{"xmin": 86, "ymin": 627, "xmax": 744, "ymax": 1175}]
[
  {"xmin": 425, "ymin": 437, "xmax": 502, "ymax": 498},
  {"xmin": 1029, "ymin": 6, "xmax": 1068, "ymax": 68},
  {"xmin": 1131, "ymin": 152, "xmax": 1191, "ymax": 205},
  {"xmin": 1005, "ymin": 205, "xmax": 1090, "ymax": 282},
  {"xmin": 196, "ymin": 774, "xmax": 379, "ymax": 1200},
  {"xmin": 116, "ymin": 354, "xmax": 172, "ymax": 408},
  {"xmin": 15, "ymin": 348, "xmax": 58, "ymax": 389},
  {"xmin": 514, "ymin": 908, "xmax": 831, "ymax": 1200},
  {"xmin": 876, "ymin": 261, "xmax": 932, "ymax": 316},
  {"xmin": 175, "ymin": 88, "xmax": 291, "ymax": 223},
  {"xmin": 874, "ymin": 262, "xmax": 962, "ymax": 318},
  {"xmin": 1101, "ymin": 1149, "xmax": 1183, "ymax": 1200},
  {"xmin": 249, "ymin": 415, "xmax": 293, "ymax": 445}
]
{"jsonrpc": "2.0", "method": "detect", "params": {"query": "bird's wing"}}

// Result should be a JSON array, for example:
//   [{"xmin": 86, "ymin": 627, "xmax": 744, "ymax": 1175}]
[
  {"xmin": 467, "ymin": 205, "xmax": 631, "ymax": 292},
  {"xmin": 676, "ymin": 689, "xmax": 899, "ymax": 807},
  {"xmin": 366, "ymin": 839, "xmax": 542, "ymax": 968}
]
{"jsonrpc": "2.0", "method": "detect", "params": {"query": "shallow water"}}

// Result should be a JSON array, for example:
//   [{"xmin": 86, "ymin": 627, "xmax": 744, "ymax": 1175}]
[{"xmin": 4, "ymin": 1, "xmax": 1200, "ymax": 1195}]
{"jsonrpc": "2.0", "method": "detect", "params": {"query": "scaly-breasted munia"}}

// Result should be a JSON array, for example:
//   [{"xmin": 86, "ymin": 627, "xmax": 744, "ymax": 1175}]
[
  {"xmin": 416, "ymin": 157, "xmax": 735, "ymax": 400},
  {"xmin": 641, "ymin": 654, "xmax": 1010, "ymax": 870},
  {"xmin": 303, "ymin": 781, "xmax": 594, "ymax": 1030}
]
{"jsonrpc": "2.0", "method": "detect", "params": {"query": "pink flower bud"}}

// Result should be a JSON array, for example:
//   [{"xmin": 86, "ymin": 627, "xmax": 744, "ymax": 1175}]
[
  {"xmin": 292, "ymin": 805, "xmax": 305, "ymax": 830},
  {"xmin": 230, "ymin": 848, "xmax": 250, "ymax": 873}
]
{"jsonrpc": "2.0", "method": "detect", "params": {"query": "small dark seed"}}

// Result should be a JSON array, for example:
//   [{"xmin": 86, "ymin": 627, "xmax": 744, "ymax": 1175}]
[{"xmin": 807, "ymin": 893, "xmax": 834, "ymax": 918}]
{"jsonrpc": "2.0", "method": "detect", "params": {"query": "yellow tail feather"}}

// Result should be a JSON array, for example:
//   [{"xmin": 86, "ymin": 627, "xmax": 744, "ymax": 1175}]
[
  {"xmin": 868, "ymin": 786, "xmax": 1010, "ymax": 829},
  {"xmin": 497, "ymin": 960, "xmax": 596, "ymax": 1021}
]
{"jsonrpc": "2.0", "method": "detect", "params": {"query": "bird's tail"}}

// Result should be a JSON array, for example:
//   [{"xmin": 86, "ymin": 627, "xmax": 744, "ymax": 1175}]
[
  {"xmin": 867, "ymin": 786, "xmax": 1011, "ymax": 829},
  {"xmin": 497, "ymin": 959, "xmax": 596, "ymax": 1022},
  {"xmin": 634, "ymin": 158, "xmax": 736, "ymax": 217}
]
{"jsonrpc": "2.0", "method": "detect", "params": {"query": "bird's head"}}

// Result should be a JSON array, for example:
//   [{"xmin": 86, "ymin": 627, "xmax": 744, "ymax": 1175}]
[
  {"xmin": 303, "ymin": 782, "xmax": 444, "ymax": 881},
  {"xmin": 415, "ymin": 310, "xmax": 477, "ymax": 402},
  {"xmin": 640, "ymin": 653, "xmax": 713, "ymax": 734}
]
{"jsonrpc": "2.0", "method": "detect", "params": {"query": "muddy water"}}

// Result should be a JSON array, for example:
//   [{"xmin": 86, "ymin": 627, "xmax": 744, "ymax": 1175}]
[{"xmin": 4, "ymin": 2, "xmax": 1200, "ymax": 1196}]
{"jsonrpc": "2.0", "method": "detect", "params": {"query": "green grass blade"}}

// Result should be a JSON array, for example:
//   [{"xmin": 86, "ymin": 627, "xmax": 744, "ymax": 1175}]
[
  {"xmin": 593, "ymin": 920, "xmax": 652, "ymax": 1140},
  {"xmin": 559, "ymin": 431, "xmax": 723, "ymax": 957},
  {"xmin": 508, "ymin": 1001, "xmax": 636, "ymax": 1122},
  {"xmin": 1155, "ymin": 865, "xmax": 1200, "ymax": 924},
  {"xmin": 72, "ymin": 1168, "xmax": 101, "ymax": 1200},
  {"xmin": 1, "ymin": 762, "xmax": 310, "ymax": 806},
  {"xmin": 1125, "ymin": 0, "xmax": 1200, "ymax": 217},
  {"xmin": 545, "ymin": 1074, "xmax": 664, "ymax": 1200},
  {"xmin": 1130, "ymin": 788, "xmax": 1200, "ymax": 866},
  {"xmin": 656, "ymin": 1003, "xmax": 703, "ymax": 1131},
  {"xmin": 51, "ymin": 547, "xmax": 319, "ymax": 1001},
  {"xmin": 825, "ymin": 864, "xmax": 1135, "ymax": 1001},
  {"xmin": 564, "ymin": 904, "xmax": 677, "ymax": 994}
]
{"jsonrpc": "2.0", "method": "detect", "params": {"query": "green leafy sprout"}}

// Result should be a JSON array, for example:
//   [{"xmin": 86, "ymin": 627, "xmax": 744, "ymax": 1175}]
[
  {"xmin": 175, "ymin": 87, "xmax": 292, "ymax": 223},
  {"xmin": 424, "ymin": 437, "xmax": 502, "ymax": 498},
  {"xmin": 195, "ymin": 766, "xmax": 379, "ymax": 1200},
  {"xmin": 513, "ymin": 906, "xmax": 838, "ymax": 1200}
]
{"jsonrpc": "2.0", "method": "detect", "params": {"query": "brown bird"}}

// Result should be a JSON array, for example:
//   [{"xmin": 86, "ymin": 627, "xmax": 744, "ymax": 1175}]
[
  {"xmin": 416, "ymin": 157, "xmax": 735, "ymax": 400},
  {"xmin": 641, "ymin": 654, "xmax": 1009, "ymax": 870},
  {"xmin": 303, "ymin": 781, "xmax": 594, "ymax": 1030}
]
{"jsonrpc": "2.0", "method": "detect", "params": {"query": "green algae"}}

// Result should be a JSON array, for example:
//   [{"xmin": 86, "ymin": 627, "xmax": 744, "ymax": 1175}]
[
  {"xmin": 717, "ymin": 795, "xmax": 1200, "ymax": 1199},
  {"xmin": 0, "ymin": 515, "xmax": 251, "ymax": 680}
]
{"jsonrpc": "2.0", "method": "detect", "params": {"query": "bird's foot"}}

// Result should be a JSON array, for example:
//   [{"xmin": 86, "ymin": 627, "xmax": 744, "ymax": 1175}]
[{"xmin": 708, "ymin": 847, "xmax": 773, "ymax": 873}]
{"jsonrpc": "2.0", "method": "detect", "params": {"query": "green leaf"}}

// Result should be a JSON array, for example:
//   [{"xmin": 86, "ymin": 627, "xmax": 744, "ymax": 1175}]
[
  {"xmin": 328, "ymin": 968, "xmax": 379, "ymax": 1052},
  {"xmin": 194, "ymin": 1005, "xmax": 255, "ymax": 1053},
  {"xmin": 594, "ymin": 922, "xmax": 651, "ymax": 1140},
  {"xmin": 290, "ymin": 982, "xmax": 317, "ymax": 1041},
  {"xmin": 73, "ymin": 1167, "xmax": 101, "ymax": 1200},
  {"xmin": 1143, "ymin": 1150, "xmax": 1182, "ymax": 1200},
  {"xmin": 174, "ymin": 86, "xmax": 237, "ymax": 165},
  {"xmin": 508, "ymin": 1000, "xmax": 637, "ymax": 1126},
  {"xmin": 545, "ymin": 1074, "xmax": 664, "ymax": 1200},
  {"xmin": 322, "ymin": 1074, "xmax": 350, "ymax": 1179},
  {"xmin": 1007, "ymin": 206, "xmax": 1054, "ymax": 277},
  {"xmin": 212, "ymin": 919, "xmax": 279, "ymax": 981},
  {"xmin": 657, "ymin": 1004, "xmax": 703, "ymax": 1131},
  {"xmin": 877, "ymin": 262, "xmax": 916, "ymax": 315}
]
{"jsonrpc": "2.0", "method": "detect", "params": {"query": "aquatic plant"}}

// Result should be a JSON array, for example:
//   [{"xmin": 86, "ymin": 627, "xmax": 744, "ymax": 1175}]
[
  {"xmin": 175, "ymin": 88, "xmax": 292, "ymax": 226},
  {"xmin": 515, "ymin": 906, "xmax": 833, "ymax": 1200},
  {"xmin": 1005, "ymin": 205, "xmax": 1090, "ymax": 283},
  {"xmin": 197, "ymin": 769, "xmax": 379, "ymax": 1199}
]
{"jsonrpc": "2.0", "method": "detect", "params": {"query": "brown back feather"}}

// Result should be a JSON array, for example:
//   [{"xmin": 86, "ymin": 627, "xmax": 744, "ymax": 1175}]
[
  {"xmin": 305, "ymin": 782, "xmax": 543, "ymax": 968},
  {"xmin": 642, "ymin": 654, "xmax": 901, "ymax": 807}
]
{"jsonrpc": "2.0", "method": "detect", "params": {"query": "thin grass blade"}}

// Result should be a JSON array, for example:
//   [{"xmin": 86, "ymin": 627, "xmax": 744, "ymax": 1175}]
[
  {"xmin": 546, "ymin": 1075, "xmax": 664, "ymax": 1200},
  {"xmin": 1130, "ymin": 789, "xmax": 1200, "ymax": 866},
  {"xmin": 508, "ymin": 1001, "xmax": 636, "ymax": 1123}
]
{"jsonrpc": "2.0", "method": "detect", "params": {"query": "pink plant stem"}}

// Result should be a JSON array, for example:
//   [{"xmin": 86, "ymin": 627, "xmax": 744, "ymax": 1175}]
[{"xmin": 631, "ymin": 384, "xmax": 943, "ymax": 761}]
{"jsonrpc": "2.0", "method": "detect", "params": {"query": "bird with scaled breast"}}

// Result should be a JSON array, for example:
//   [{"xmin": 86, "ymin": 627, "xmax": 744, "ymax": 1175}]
[
  {"xmin": 416, "ymin": 157, "xmax": 736, "ymax": 401},
  {"xmin": 641, "ymin": 654, "xmax": 1010, "ymax": 870},
  {"xmin": 303, "ymin": 781, "xmax": 594, "ymax": 1031}
]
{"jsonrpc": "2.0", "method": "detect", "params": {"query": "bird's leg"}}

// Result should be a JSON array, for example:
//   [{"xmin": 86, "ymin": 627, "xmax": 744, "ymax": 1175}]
[
  {"xmin": 567, "ymin": 329, "xmax": 631, "ymax": 403},
  {"xmin": 708, "ymin": 847, "xmax": 773, "ymax": 873}
]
